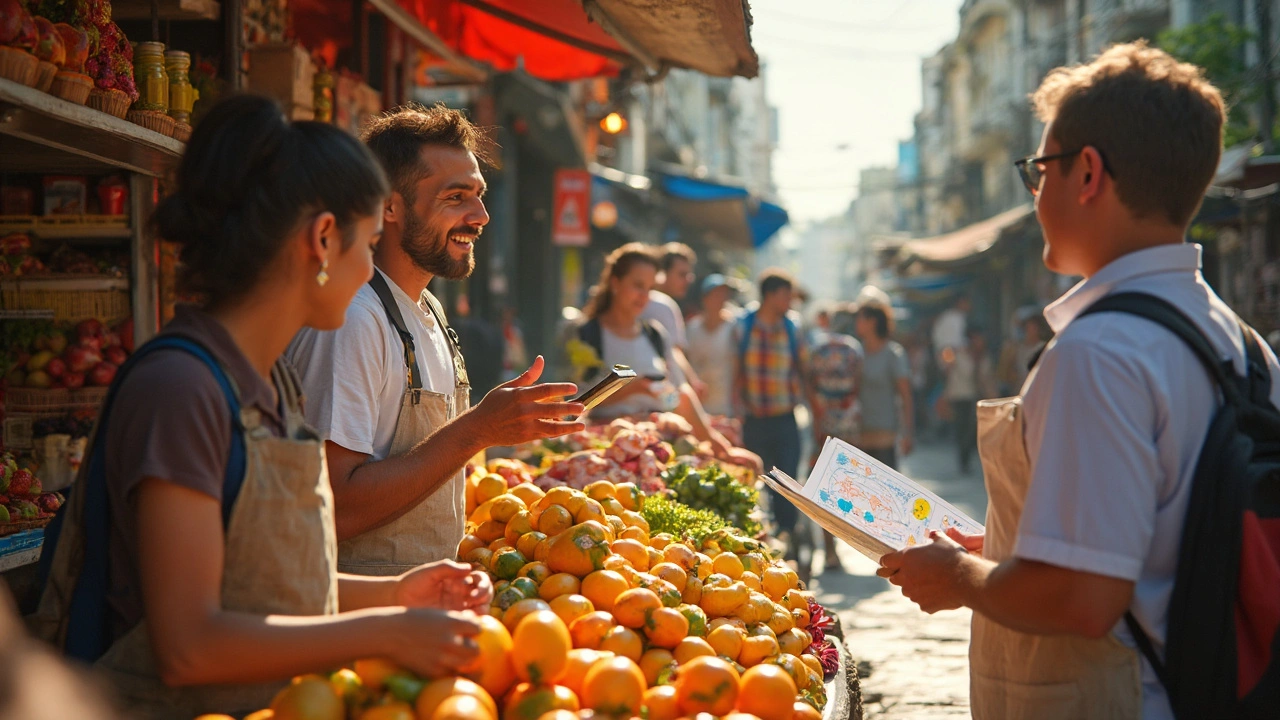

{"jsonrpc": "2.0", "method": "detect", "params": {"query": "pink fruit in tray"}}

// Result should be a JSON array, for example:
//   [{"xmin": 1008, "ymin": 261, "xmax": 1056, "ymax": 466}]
[
  {"xmin": 104, "ymin": 346, "xmax": 127, "ymax": 366},
  {"xmin": 63, "ymin": 345, "xmax": 99, "ymax": 373},
  {"xmin": 89, "ymin": 361, "xmax": 117, "ymax": 387}
]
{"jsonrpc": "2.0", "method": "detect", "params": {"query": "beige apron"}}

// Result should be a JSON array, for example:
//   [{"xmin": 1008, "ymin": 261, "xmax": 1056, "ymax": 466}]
[
  {"xmin": 968, "ymin": 395, "xmax": 1143, "ymax": 719},
  {"xmin": 33, "ymin": 361, "xmax": 338, "ymax": 720},
  {"xmin": 337, "ymin": 288, "xmax": 471, "ymax": 576}
]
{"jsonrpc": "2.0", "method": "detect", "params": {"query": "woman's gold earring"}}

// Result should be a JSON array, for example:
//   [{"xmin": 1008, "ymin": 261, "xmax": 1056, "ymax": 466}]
[{"xmin": 316, "ymin": 260, "xmax": 330, "ymax": 287}]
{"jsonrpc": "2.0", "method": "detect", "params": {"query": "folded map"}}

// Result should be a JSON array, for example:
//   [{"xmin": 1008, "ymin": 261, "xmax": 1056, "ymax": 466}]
[{"xmin": 761, "ymin": 437, "xmax": 984, "ymax": 562}]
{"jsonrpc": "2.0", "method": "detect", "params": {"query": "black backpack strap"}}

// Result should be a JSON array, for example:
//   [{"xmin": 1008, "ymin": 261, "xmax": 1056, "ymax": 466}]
[
  {"xmin": 1124, "ymin": 611, "xmax": 1171, "ymax": 693},
  {"xmin": 368, "ymin": 272, "xmax": 423, "ymax": 390},
  {"xmin": 1239, "ymin": 319, "xmax": 1273, "ymax": 406},
  {"xmin": 577, "ymin": 318, "xmax": 605, "ymax": 378},
  {"xmin": 1079, "ymin": 292, "xmax": 1242, "ymax": 405}
]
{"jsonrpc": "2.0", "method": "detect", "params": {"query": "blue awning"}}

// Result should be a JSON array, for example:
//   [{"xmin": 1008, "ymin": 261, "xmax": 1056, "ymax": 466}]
[{"xmin": 658, "ymin": 172, "xmax": 789, "ymax": 248}]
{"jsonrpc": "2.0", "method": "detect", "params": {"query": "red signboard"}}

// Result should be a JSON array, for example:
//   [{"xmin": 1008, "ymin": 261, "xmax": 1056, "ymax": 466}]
[{"xmin": 552, "ymin": 169, "xmax": 592, "ymax": 247}]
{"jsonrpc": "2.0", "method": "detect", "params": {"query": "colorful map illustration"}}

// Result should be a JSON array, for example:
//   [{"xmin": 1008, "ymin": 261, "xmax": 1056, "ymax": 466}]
[{"xmin": 803, "ymin": 438, "xmax": 983, "ymax": 552}]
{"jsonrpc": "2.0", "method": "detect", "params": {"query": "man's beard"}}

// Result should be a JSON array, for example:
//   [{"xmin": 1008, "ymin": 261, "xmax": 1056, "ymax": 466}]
[{"xmin": 401, "ymin": 205, "xmax": 478, "ymax": 280}]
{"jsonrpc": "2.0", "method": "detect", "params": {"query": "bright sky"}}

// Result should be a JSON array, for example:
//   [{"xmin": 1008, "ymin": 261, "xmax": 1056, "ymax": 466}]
[{"xmin": 750, "ymin": 0, "xmax": 964, "ymax": 223}]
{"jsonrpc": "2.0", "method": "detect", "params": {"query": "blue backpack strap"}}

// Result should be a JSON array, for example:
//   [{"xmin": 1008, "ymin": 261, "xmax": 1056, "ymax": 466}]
[
  {"xmin": 45, "ymin": 335, "xmax": 246, "ymax": 663},
  {"xmin": 738, "ymin": 310, "xmax": 758, "ymax": 361},
  {"xmin": 783, "ymin": 315, "xmax": 801, "ymax": 368}
]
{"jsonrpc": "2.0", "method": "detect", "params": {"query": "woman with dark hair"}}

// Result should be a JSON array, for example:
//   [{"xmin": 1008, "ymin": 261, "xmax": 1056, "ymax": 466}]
[
  {"xmin": 32, "ymin": 95, "xmax": 489, "ymax": 719},
  {"xmin": 573, "ymin": 243, "xmax": 761, "ymax": 472},
  {"xmin": 854, "ymin": 298, "xmax": 914, "ymax": 470}
]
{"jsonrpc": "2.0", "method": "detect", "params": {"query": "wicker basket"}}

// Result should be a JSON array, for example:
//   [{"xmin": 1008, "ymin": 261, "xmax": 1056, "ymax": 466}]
[
  {"xmin": 50, "ymin": 71, "xmax": 93, "ymax": 105},
  {"xmin": 6, "ymin": 386, "xmax": 108, "ymax": 419},
  {"xmin": 0, "ymin": 276, "xmax": 130, "ymax": 324},
  {"xmin": 88, "ymin": 88, "xmax": 130, "ymax": 118},
  {"xmin": 0, "ymin": 518, "xmax": 53, "ymax": 536},
  {"xmin": 0, "ymin": 47, "xmax": 38, "ymax": 87},
  {"xmin": 34, "ymin": 61, "xmax": 56, "ymax": 92}
]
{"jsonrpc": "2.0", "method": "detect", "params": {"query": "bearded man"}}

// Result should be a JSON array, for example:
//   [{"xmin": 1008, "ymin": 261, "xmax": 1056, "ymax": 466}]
[{"xmin": 288, "ymin": 106, "xmax": 585, "ymax": 575}]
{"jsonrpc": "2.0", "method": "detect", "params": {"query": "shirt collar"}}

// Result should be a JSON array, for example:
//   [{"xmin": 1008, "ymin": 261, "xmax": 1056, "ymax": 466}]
[
  {"xmin": 1043, "ymin": 243, "xmax": 1202, "ymax": 333},
  {"xmin": 376, "ymin": 267, "xmax": 435, "ymax": 328},
  {"xmin": 164, "ymin": 305, "xmax": 281, "ymax": 424}
]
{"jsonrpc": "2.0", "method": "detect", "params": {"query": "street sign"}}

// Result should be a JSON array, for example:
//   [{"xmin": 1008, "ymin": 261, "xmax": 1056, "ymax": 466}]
[{"xmin": 552, "ymin": 169, "xmax": 591, "ymax": 247}]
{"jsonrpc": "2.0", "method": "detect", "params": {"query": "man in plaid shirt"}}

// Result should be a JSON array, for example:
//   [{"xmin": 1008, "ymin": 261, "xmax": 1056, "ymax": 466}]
[{"xmin": 734, "ymin": 269, "xmax": 818, "ymax": 552}]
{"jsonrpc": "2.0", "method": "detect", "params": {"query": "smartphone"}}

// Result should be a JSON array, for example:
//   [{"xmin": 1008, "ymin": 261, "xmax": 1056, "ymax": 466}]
[{"xmin": 575, "ymin": 365, "xmax": 638, "ymax": 412}]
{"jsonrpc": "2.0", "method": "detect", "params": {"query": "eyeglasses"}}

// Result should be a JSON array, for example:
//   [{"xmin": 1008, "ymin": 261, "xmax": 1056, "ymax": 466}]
[{"xmin": 1013, "ymin": 149, "xmax": 1112, "ymax": 196}]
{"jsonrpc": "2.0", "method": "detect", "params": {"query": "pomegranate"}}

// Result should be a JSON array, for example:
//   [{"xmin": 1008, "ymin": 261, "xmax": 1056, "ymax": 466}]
[
  {"xmin": 63, "ymin": 345, "xmax": 99, "ymax": 373},
  {"xmin": 62, "ymin": 372, "xmax": 85, "ymax": 389},
  {"xmin": 104, "ymin": 346, "xmax": 127, "ymax": 366},
  {"xmin": 88, "ymin": 362, "xmax": 117, "ymax": 387},
  {"xmin": 45, "ymin": 357, "xmax": 66, "ymax": 378}
]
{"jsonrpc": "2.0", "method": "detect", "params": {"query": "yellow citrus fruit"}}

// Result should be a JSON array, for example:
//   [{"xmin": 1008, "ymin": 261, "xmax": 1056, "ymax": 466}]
[
  {"xmin": 465, "ymin": 547, "xmax": 494, "ymax": 569},
  {"xmin": 460, "ymin": 615, "xmax": 517, "ymax": 699},
  {"xmin": 539, "ymin": 572, "xmax": 581, "ymax": 600},
  {"xmin": 415, "ymin": 678, "xmax": 498, "ymax": 720},
  {"xmin": 490, "ymin": 549, "xmax": 528, "ymax": 581},
  {"xmin": 504, "ymin": 683, "xmax": 579, "ymax": 720},
  {"xmin": 682, "ymin": 576, "xmax": 703, "ymax": 605},
  {"xmin": 243, "ymin": 712, "xmax": 274, "ymax": 720},
  {"xmin": 701, "ymin": 584, "xmax": 749, "ymax": 618},
  {"xmin": 431, "ymin": 694, "xmax": 495, "ymax": 720},
  {"xmin": 707, "ymin": 625, "xmax": 746, "ymax": 661},
  {"xmin": 611, "ymin": 538, "xmax": 650, "ymax": 571},
  {"xmin": 539, "ymin": 505, "xmax": 575, "ymax": 535},
  {"xmin": 649, "ymin": 533, "xmax": 674, "ymax": 550},
  {"xmin": 712, "ymin": 553, "xmax": 745, "ymax": 580},
  {"xmin": 270, "ymin": 675, "xmax": 343, "ymax": 720},
  {"xmin": 740, "ymin": 572, "xmax": 763, "ymax": 593},
  {"xmin": 607, "ymin": 516, "xmax": 628, "ymax": 537},
  {"xmin": 639, "ymin": 647, "xmax": 677, "ymax": 686},
  {"xmin": 505, "ymin": 598, "xmax": 553, "ymax": 631},
  {"xmin": 650, "ymin": 562, "xmax": 689, "ymax": 593},
  {"xmin": 519, "ymin": 560, "xmax": 552, "ymax": 585},
  {"xmin": 793, "ymin": 701, "xmax": 823, "ymax": 720},
  {"xmin": 800, "ymin": 654, "xmax": 823, "ymax": 678},
  {"xmin": 545, "ymin": 522, "xmax": 612, "ymax": 577},
  {"xmin": 674, "ymin": 636, "xmax": 717, "ymax": 664},
  {"xmin": 560, "ymin": 648, "xmax": 612, "ymax": 698},
  {"xmin": 783, "ymin": 589, "xmax": 808, "ymax": 612},
  {"xmin": 740, "ymin": 553, "xmax": 767, "ymax": 576},
  {"xmin": 511, "ymin": 611, "xmax": 572, "ymax": 684},
  {"xmin": 575, "ymin": 498, "xmax": 609, "ymax": 526},
  {"xmin": 580, "ymin": 570, "xmax": 629, "ymax": 612},
  {"xmin": 550, "ymin": 593, "xmax": 596, "ymax": 627},
  {"xmin": 602, "ymin": 554, "xmax": 632, "ymax": 571},
  {"xmin": 673, "ymin": 656, "xmax": 740, "ymax": 716},
  {"xmin": 739, "ymin": 635, "xmax": 780, "ymax": 667},
  {"xmin": 569, "ymin": 610, "xmax": 617, "ymax": 650},
  {"xmin": 581, "ymin": 656, "xmax": 646, "ymax": 717},
  {"xmin": 458, "ymin": 534, "xmax": 486, "ymax": 559},
  {"xmin": 695, "ymin": 554, "xmax": 715, "ymax": 580},
  {"xmin": 620, "ymin": 525, "xmax": 649, "ymax": 544},
  {"xmin": 506, "ymin": 512, "xmax": 537, "ymax": 545},
  {"xmin": 352, "ymin": 659, "xmax": 403, "ymax": 691},
  {"xmin": 778, "ymin": 628, "xmax": 809, "ymax": 657},
  {"xmin": 476, "ymin": 475, "xmax": 508, "ymax": 504},
  {"xmin": 761, "ymin": 567, "xmax": 791, "ymax": 600},
  {"xmin": 585, "ymin": 480, "xmax": 617, "ymax": 501},
  {"xmin": 711, "ymin": 616, "xmax": 747, "ymax": 631},
  {"xmin": 475, "ymin": 520, "xmax": 507, "ymax": 545},
  {"xmin": 736, "ymin": 664, "xmax": 798, "ymax": 720},
  {"xmin": 646, "ymin": 548, "xmax": 665, "ymax": 569},
  {"xmin": 510, "ymin": 483, "xmax": 545, "ymax": 507},
  {"xmin": 195, "ymin": 715, "xmax": 236, "ymax": 720},
  {"xmin": 635, "ymin": 574, "xmax": 682, "ymax": 608},
  {"xmin": 644, "ymin": 685, "xmax": 681, "ymax": 720},
  {"xmin": 614, "ymin": 482, "xmax": 643, "ymax": 511},
  {"xmin": 662, "ymin": 543, "xmax": 697, "ymax": 571},
  {"xmin": 612, "ymin": 588, "xmax": 663, "ymax": 629},
  {"xmin": 644, "ymin": 607, "xmax": 690, "ymax": 649},
  {"xmin": 791, "ymin": 606, "xmax": 811, "ymax": 629},
  {"xmin": 678, "ymin": 603, "xmax": 710, "ymax": 637},
  {"xmin": 488, "ymin": 538, "xmax": 514, "ymax": 553},
  {"xmin": 772, "ymin": 654, "xmax": 808, "ymax": 691},
  {"xmin": 599, "ymin": 626, "xmax": 644, "ymax": 662},
  {"xmin": 768, "ymin": 609, "xmax": 795, "ymax": 635},
  {"xmin": 536, "ymin": 712, "xmax": 578, "ymax": 720},
  {"xmin": 620, "ymin": 510, "xmax": 649, "ymax": 533},
  {"xmin": 491, "ymin": 494, "xmax": 527, "ymax": 524}
]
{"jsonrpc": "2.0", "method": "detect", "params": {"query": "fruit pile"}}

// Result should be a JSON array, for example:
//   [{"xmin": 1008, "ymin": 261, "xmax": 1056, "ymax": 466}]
[
  {"xmin": 0, "ymin": 452, "xmax": 63, "ymax": 527},
  {"xmin": 4, "ymin": 317, "xmax": 132, "ymax": 390}
]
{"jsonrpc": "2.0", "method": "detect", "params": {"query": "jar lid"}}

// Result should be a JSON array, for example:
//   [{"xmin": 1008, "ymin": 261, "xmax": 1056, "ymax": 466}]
[
  {"xmin": 136, "ymin": 41, "xmax": 166, "ymax": 56},
  {"xmin": 164, "ymin": 50, "xmax": 191, "ymax": 61}
]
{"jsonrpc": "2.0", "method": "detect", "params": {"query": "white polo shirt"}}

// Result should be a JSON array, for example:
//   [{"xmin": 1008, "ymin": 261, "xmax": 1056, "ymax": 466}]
[
  {"xmin": 287, "ymin": 268, "xmax": 456, "ymax": 461},
  {"xmin": 641, "ymin": 290, "xmax": 688, "ymax": 349},
  {"xmin": 1016, "ymin": 243, "xmax": 1280, "ymax": 719}
]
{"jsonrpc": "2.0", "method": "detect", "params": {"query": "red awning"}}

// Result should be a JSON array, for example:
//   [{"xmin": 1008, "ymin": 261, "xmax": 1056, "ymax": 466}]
[{"xmin": 410, "ymin": 0, "xmax": 625, "ymax": 81}]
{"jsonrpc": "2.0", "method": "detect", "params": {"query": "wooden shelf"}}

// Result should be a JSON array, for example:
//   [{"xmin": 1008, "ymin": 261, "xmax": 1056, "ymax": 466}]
[
  {"xmin": 0, "ymin": 216, "xmax": 131, "ymax": 239},
  {"xmin": 0, "ymin": 78, "xmax": 183, "ymax": 177},
  {"xmin": 113, "ymin": 0, "xmax": 222, "ymax": 22}
]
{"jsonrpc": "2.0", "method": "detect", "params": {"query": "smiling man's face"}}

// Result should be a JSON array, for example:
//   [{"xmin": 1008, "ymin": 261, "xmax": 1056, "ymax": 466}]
[{"xmin": 401, "ymin": 144, "xmax": 490, "ymax": 280}]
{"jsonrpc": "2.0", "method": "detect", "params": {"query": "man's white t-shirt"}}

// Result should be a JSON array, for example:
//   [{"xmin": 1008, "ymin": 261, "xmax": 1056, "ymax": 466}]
[
  {"xmin": 641, "ymin": 291, "xmax": 688, "ymax": 349},
  {"xmin": 288, "ymin": 268, "xmax": 456, "ymax": 461},
  {"xmin": 932, "ymin": 307, "xmax": 966, "ymax": 352},
  {"xmin": 1016, "ymin": 243, "xmax": 1280, "ymax": 719}
]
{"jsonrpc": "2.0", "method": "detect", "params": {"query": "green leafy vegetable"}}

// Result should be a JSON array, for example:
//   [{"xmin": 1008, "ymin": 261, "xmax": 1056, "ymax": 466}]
[
  {"xmin": 641, "ymin": 494, "xmax": 727, "ymax": 544},
  {"xmin": 662, "ymin": 463, "xmax": 761, "ymax": 537}
]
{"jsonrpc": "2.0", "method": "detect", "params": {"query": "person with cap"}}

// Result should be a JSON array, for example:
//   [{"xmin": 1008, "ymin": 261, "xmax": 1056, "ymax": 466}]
[{"xmin": 687, "ymin": 273, "xmax": 744, "ymax": 418}]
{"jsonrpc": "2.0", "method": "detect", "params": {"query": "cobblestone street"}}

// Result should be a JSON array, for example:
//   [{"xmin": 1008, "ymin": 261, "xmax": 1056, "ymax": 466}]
[{"xmin": 801, "ymin": 439, "xmax": 989, "ymax": 719}]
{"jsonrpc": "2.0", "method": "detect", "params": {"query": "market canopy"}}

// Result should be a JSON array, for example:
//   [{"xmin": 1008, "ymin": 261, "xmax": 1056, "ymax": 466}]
[
  {"xmin": 660, "ymin": 173, "xmax": 789, "ymax": 249},
  {"xmin": 895, "ymin": 205, "xmax": 1035, "ymax": 270}
]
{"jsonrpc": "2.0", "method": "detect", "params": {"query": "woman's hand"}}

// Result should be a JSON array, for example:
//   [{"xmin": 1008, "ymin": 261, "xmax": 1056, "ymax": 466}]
[
  {"xmin": 389, "ymin": 609, "xmax": 483, "ymax": 678},
  {"xmin": 396, "ymin": 560, "xmax": 493, "ymax": 612},
  {"xmin": 944, "ymin": 527, "xmax": 983, "ymax": 557}
]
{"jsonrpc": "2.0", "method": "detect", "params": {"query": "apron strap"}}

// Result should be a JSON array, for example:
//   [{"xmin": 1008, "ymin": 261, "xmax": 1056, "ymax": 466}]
[
  {"xmin": 44, "ymin": 335, "xmax": 247, "ymax": 662},
  {"xmin": 421, "ymin": 289, "xmax": 470, "ymax": 389},
  {"xmin": 368, "ymin": 272, "xmax": 424, "ymax": 390}
]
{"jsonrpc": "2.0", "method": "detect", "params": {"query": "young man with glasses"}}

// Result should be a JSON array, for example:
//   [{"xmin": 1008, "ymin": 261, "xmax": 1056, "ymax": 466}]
[{"xmin": 878, "ymin": 42, "xmax": 1280, "ymax": 719}]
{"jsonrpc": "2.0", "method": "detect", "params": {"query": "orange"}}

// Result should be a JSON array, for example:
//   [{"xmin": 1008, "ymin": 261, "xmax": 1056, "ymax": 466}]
[
  {"xmin": 607, "ymin": 516, "xmax": 628, "ymax": 537},
  {"xmin": 475, "ymin": 520, "xmax": 507, "ymax": 545},
  {"xmin": 415, "ymin": 677, "xmax": 498, "ymax": 720},
  {"xmin": 778, "ymin": 629, "xmax": 809, "ymax": 657},
  {"xmin": 681, "ymin": 576, "xmax": 703, "ymax": 605},
  {"xmin": 465, "ymin": 547, "xmax": 494, "ymax": 569},
  {"xmin": 602, "ymin": 554, "xmax": 632, "ymax": 571},
  {"xmin": 792, "ymin": 702, "xmax": 823, "ymax": 720},
  {"xmin": 662, "ymin": 543, "xmax": 697, "ymax": 571},
  {"xmin": 767, "ymin": 609, "xmax": 795, "ymax": 635},
  {"xmin": 539, "ymin": 505, "xmax": 575, "ymax": 536},
  {"xmin": 519, "ymin": 560, "xmax": 552, "ymax": 585},
  {"xmin": 614, "ymin": 482, "xmax": 643, "ymax": 511},
  {"xmin": 431, "ymin": 695, "xmax": 495, "ymax": 720},
  {"xmin": 673, "ymin": 656, "xmax": 740, "ymax": 716},
  {"xmin": 639, "ymin": 648, "xmax": 677, "ymax": 686},
  {"xmin": 476, "ymin": 474, "xmax": 508, "ymax": 503},
  {"xmin": 195, "ymin": 715, "xmax": 236, "ymax": 719},
  {"xmin": 488, "ymin": 538, "xmax": 514, "ymax": 553},
  {"xmin": 644, "ymin": 607, "xmax": 690, "ymax": 649},
  {"xmin": 782, "ymin": 590, "xmax": 809, "ymax": 613},
  {"xmin": 580, "ymin": 570, "xmax": 630, "ymax": 612},
  {"xmin": 710, "ymin": 616, "xmax": 747, "ymax": 631},
  {"xmin": 740, "ymin": 553, "xmax": 767, "ymax": 576},
  {"xmin": 799, "ymin": 654, "xmax": 823, "ymax": 678},
  {"xmin": 560, "ymin": 648, "xmax": 612, "ymax": 698},
  {"xmin": 791, "ymin": 606, "xmax": 810, "ymax": 629},
  {"xmin": 712, "ymin": 552, "xmax": 745, "ymax": 579},
  {"xmin": 649, "ymin": 562, "xmax": 689, "ymax": 593},
  {"xmin": 510, "ymin": 483, "xmax": 545, "ymax": 507},
  {"xmin": 491, "ymin": 494, "xmax": 527, "ymax": 524},
  {"xmin": 647, "ymin": 547, "xmax": 665, "ymax": 569},
  {"xmin": 740, "ymin": 572, "xmax": 763, "ymax": 592},
  {"xmin": 735, "ymin": 665, "xmax": 797, "ymax": 720},
  {"xmin": 678, "ymin": 604, "xmax": 709, "ymax": 637},
  {"xmin": 761, "ymin": 567, "xmax": 791, "ymax": 600},
  {"xmin": 673, "ymin": 636, "xmax": 716, "ymax": 664},
  {"xmin": 643, "ymin": 685, "xmax": 681, "ymax": 720},
  {"xmin": 546, "ymin": 522, "xmax": 612, "ymax": 577},
  {"xmin": 620, "ymin": 510, "xmax": 649, "ymax": 532},
  {"xmin": 550, "ymin": 594, "xmax": 595, "ymax": 627},
  {"xmin": 539, "ymin": 572, "xmax": 582, "ymax": 601},
  {"xmin": 771, "ymin": 655, "xmax": 808, "ymax": 691},
  {"xmin": 562, "ymin": 491, "xmax": 590, "ymax": 516},
  {"xmin": 747, "ymin": 623, "xmax": 777, "ymax": 640},
  {"xmin": 581, "ymin": 656, "xmax": 646, "ymax": 716},
  {"xmin": 619, "ymin": 525, "xmax": 649, "ymax": 543},
  {"xmin": 613, "ymin": 588, "xmax": 663, "ymax": 629},
  {"xmin": 694, "ymin": 553, "xmax": 715, "ymax": 580},
  {"xmin": 270, "ymin": 675, "xmax": 343, "ymax": 720},
  {"xmin": 706, "ymin": 625, "xmax": 746, "ymax": 661},
  {"xmin": 511, "ymin": 611, "xmax": 572, "ymax": 684},
  {"xmin": 461, "ymin": 615, "xmax": 517, "ymax": 698},
  {"xmin": 701, "ymin": 583, "xmax": 749, "ymax": 618},
  {"xmin": 504, "ymin": 683, "xmax": 580, "ymax": 720},
  {"xmin": 610, "ymin": 538, "xmax": 650, "ymax": 571},
  {"xmin": 490, "ymin": 549, "xmax": 528, "ymax": 581},
  {"xmin": 569, "ymin": 611, "xmax": 617, "ymax": 650},
  {"xmin": 458, "ymin": 534, "xmax": 486, "ymax": 559},
  {"xmin": 599, "ymin": 626, "xmax": 644, "ymax": 662},
  {"xmin": 636, "ymin": 575, "xmax": 682, "ymax": 608},
  {"xmin": 574, "ymin": 498, "xmax": 609, "ymax": 526},
  {"xmin": 352, "ymin": 659, "xmax": 404, "ymax": 691},
  {"xmin": 517, "ymin": 531, "xmax": 547, "ymax": 559},
  {"xmin": 505, "ymin": 598, "xmax": 553, "ymax": 631},
  {"xmin": 243, "ymin": 713, "xmax": 274, "ymax": 720},
  {"xmin": 534, "ymin": 537, "xmax": 553, "ymax": 564},
  {"xmin": 649, "ymin": 533, "xmax": 674, "ymax": 550},
  {"xmin": 536, "ymin": 712, "xmax": 578, "ymax": 720},
  {"xmin": 738, "ymin": 635, "xmax": 779, "ymax": 667},
  {"xmin": 585, "ymin": 480, "xmax": 617, "ymax": 501}
]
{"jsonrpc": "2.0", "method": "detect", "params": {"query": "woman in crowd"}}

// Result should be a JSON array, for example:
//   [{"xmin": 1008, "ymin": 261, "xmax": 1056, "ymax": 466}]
[
  {"xmin": 32, "ymin": 95, "xmax": 490, "ymax": 720},
  {"xmin": 854, "ymin": 298, "xmax": 914, "ymax": 469},
  {"xmin": 571, "ymin": 243, "xmax": 761, "ymax": 473}
]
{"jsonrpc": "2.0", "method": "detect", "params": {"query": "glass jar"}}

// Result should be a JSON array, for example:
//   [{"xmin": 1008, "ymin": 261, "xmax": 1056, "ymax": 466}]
[
  {"xmin": 165, "ymin": 50, "xmax": 198, "ymax": 124},
  {"xmin": 133, "ymin": 42, "xmax": 169, "ymax": 112},
  {"xmin": 313, "ymin": 66, "xmax": 334, "ymax": 123}
]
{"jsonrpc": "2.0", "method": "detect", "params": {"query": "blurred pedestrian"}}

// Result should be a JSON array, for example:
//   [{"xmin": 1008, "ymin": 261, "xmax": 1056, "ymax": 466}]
[
  {"xmin": 687, "ymin": 273, "xmax": 743, "ymax": 418},
  {"xmin": 945, "ymin": 325, "xmax": 995, "ymax": 474},
  {"xmin": 904, "ymin": 330, "xmax": 931, "ymax": 438},
  {"xmin": 997, "ymin": 310, "xmax": 1052, "ymax": 396},
  {"xmin": 734, "ymin": 268, "xmax": 817, "ymax": 555},
  {"xmin": 642, "ymin": 242, "xmax": 708, "ymax": 397},
  {"xmin": 502, "ymin": 305, "xmax": 528, "ymax": 382},
  {"xmin": 807, "ymin": 304, "xmax": 863, "ymax": 572},
  {"xmin": 854, "ymin": 298, "xmax": 914, "ymax": 469},
  {"xmin": 452, "ymin": 294, "xmax": 504, "ymax": 397},
  {"xmin": 932, "ymin": 294, "xmax": 970, "ymax": 439}
]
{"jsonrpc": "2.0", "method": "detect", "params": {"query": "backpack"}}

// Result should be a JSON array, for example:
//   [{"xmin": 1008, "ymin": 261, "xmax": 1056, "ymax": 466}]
[
  {"xmin": 1079, "ymin": 292, "xmax": 1280, "ymax": 718},
  {"xmin": 577, "ymin": 317, "xmax": 665, "ymax": 379}
]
